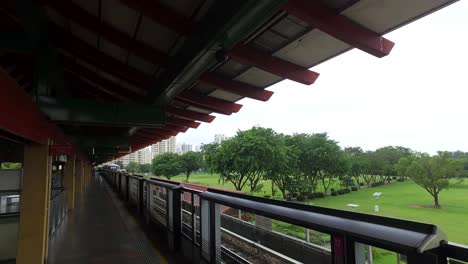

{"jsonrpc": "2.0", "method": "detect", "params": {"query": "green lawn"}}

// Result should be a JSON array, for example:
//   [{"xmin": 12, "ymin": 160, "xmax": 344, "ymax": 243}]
[{"xmin": 159, "ymin": 173, "xmax": 468, "ymax": 263}]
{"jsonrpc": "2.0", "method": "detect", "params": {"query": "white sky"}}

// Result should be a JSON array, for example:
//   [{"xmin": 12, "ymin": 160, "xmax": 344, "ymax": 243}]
[{"xmin": 178, "ymin": 1, "xmax": 468, "ymax": 154}]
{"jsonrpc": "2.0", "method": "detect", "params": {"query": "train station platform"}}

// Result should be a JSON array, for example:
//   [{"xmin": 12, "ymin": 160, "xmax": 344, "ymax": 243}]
[{"xmin": 46, "ymin": 174, "xmax": 166, "ymax": 264}]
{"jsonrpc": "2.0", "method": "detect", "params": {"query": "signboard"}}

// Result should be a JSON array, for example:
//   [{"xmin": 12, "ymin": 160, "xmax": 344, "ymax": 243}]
[{"xmin": 49, "ymin": 145, "xmax": 74, "ymax": 156}]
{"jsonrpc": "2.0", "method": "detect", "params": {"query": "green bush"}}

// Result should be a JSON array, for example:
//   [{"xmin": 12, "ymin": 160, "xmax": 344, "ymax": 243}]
[
  {"xmin": 331, "ymin": 191, "xmax": 338, "ymax": 196},
  {"xmin": 307, "ymin": 193, "xmax": 315, "ymax": 199},
  {"xmin": 337, "ymin": 189, "xmax": 345, "ymax": 195},
  {"xmin": 314, "ymin": 192, "xmax": 325, "ymax": 198},
  {"xmin": 351, "ymin": 186, "xmax": 358, "ymax": 191},
  {"xmin": 296, "ymin": 195, "xmax": 305, "ymax": 201}
]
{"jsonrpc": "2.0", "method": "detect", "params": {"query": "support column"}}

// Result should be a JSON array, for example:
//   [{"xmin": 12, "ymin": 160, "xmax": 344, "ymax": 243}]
[
  {"xmin": 64, "ymin": 156, "xmax": 76, "ymax": 210},
  {"xmin": 16, "ymin": 141, "xmax": 52, "ymax": 264},
  {"xmin": 75, "ymin": 159, "xmax": 83, "ymax": 193}
]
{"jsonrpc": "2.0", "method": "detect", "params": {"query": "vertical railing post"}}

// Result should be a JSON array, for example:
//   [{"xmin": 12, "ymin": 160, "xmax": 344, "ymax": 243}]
[
  {"xmin": 137, "ymin": 177, "xmax": 144, "ymax": 214},
  {"xmin": 209, "ymin": 201, "xmax": 221, "ymax": 263},
  {"xmin": 166, "ymin": 186, "xmax": 181, "ymax": 251}
]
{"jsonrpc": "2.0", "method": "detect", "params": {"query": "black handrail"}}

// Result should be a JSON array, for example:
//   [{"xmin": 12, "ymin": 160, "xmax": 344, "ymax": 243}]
[{"xmin": 98, "ymin": 169, "xmax": 468, "ymax": 263}]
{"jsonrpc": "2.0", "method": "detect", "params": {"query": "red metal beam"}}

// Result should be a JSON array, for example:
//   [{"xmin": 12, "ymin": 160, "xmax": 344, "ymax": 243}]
[
  {"xmin": 62, "ymin": 57, "xmax": 143, "ymax": 102},
  {"xmin": 117, "ymin": 0, "xmax": 193, "ymax": 35},
  {"xmin": 176, "ymin": 91, "xmax": 242, "ymax": 115},
  {"xmin": 0, "ymin": 67, "xmax": 68, "ymax": 145},
  {"xmin": 282, "ymin": 0, "xmax": 394, "ymax": 58},
  {"xmin": 45, "ymin": 0, "xmax": 168, "ymax": 65},
  {"xmin": 166, "ymin": 116, "xmax": 201, "ymax": 129},
  {"xmin": 230, "ymin": 45, "xmax": 319, "ymax": 85},
  {"xmin": 140, "ymin": 128, "xmax": 177, "ymax": 137},
  {"xmin": 49, "ymin": 24, "xmax": 150, "ymax": 87},
  {"xmin": 166, "ymin": 106, "xmax": 215, "ymax": 123},
  {"xmin": 200, "ymin": 73, "xmax": 274, "ymax": 101},
  {"xmin": 161, "ymin": 124, "xmax": 189, "ymax": 133}
]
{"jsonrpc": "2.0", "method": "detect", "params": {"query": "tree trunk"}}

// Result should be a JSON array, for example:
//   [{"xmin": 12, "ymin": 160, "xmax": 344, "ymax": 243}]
[
  {"xmin": 185, "ymin": 172, "xmax": 190, "ymax": 182},
  {"xmin": 433, "ymin": 193, "xmax": 440, "ymax": 208}
]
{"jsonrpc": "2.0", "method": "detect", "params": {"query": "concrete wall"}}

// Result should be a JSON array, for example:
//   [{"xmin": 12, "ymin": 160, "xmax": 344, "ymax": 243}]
[{"xmin": 221, "ymin": 214, "xmax": 331, "ymax": 264}]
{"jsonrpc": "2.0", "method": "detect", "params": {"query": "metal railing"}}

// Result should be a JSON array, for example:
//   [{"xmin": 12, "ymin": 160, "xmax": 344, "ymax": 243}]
[
  {"xmin": 49, "ymin": 189, "xmax": 67, "ymax": 237},
  {"xmin": 100, "ymin": 169, "xmax": 468, "ymax": 264}
]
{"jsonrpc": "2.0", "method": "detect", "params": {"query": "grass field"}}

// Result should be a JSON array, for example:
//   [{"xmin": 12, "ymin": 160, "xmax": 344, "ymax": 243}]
[{"xmin": 162, "ymin": 173, "xmax": 468, "ymax": 263}]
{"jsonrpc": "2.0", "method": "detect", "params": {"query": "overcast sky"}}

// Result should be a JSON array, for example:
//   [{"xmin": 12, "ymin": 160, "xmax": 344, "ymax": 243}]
[{"xmin": 178, "ymin": 1, "xmax": 468, "ymax": 154}]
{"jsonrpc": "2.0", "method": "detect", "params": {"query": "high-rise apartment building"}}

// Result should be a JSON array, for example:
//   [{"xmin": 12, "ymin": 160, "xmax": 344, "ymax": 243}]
[
  {"xmin": 178, "ymin": 143, "xmax": 192, "ymax": 154},
  {"xmin": 214, "ymin": 134, "xmax": 227, "ymax": 144},
  {"xmin": 151, "ymin": 136, "xmax": 176, "ymax": 158}
]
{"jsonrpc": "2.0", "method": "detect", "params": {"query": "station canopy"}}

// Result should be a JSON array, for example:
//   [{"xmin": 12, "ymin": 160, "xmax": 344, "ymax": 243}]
[{"xmin": 0, "ymin": 0, "xmax": 457, "ymax": 163}]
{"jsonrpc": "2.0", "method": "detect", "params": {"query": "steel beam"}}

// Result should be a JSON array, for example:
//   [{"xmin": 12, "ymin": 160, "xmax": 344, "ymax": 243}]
[
  {"xmin": 117, "ymin": 0, "xmax": 193, "ymax": 35},
  {"xmin": 36, "ymin": 96, "xmax": 166, "ymax": 127},
  {"xmin": 45, "ymin": 0, "xmax": 168, "ymax": 65},
  {"xmin": 230, "ymin": 45, "xmax": 320, "ymax": 85},
  {"xmin": 166, "ymin": 106, "xmax": 215, "ymax": 123},
  {"xmin": 8, "ymin": 0, "xmax": 67, "ymax": 95},
  {"xmin": 50, "ymin": 24, "xmax": 150, "ymax": 87},
  {"xmin": 62, "ymin": 57, "xmax": 144, "ymax": 102},
  {"xmin": 166, "ymin": 116, "xmax": 201, "ymax": 129},
  {"xmin": 282, "ymin": 0, "xmax": 395, "ymax": 58},
  {"xmin": 149, "ymin": 0, "xmax": 287, "ymax": 103},
  {"xmin": 176, "ymin": 91, "xmax": 242, "ymax": 115},
  {"xmin": 200, "ymin": 73, "xmax": 274, "ymax": 101}
]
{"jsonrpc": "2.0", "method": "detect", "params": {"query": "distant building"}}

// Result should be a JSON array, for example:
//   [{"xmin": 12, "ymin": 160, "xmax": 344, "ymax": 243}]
[
  {"xmin": 179, "ymin": 143, "xmax": 193, "ymax": 154},
  {"xmin": 194, "ymin": 145, "xmax": 201, "ymax": 152},
  {"xmin": 151, "ymin": 136, "xmax": 177, "ymax": 158},
  {"xmin": 214, "ymin": 134, "xmax": 227, "ymax": 144},
  {"xmin": 115, "ymin": 147, "xmax": 151, "ymax": 166}
]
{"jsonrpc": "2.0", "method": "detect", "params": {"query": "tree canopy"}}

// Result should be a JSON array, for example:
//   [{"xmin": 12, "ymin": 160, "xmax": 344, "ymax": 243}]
[
  {"xmin": 401, "ymin": 152, "xmax": 462, "ymax": 208},
  {"xmin": 151, "ymin": 153, "xmax": 182, "ymax": 179},
  {"xmin": 179, "ymin": 151, "xmax": 203, "ymax": 182}
]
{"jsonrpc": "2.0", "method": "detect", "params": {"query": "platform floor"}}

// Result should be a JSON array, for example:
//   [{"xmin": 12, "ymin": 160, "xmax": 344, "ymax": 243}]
[{"xmin": 47, "ymin": 175, "xmax": 166, "ymax": 264}]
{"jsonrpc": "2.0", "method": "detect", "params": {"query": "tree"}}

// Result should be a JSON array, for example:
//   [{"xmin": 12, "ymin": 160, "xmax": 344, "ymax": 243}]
[
  {"xmin": 290, "ymin": 133, "xmax": 346, "ymax": 194},
  {"xmin": 201, "ymin": 143, "xmax": 220, "ymax": 174},
  {"xmin": 180, "ymin": 151, "xmax": 203, "ymax": 182},
  {"xmin": 404, "ymin": 152, "xmax": 462, "ymax": 208},
  {"xmin": 264, "ymin": 134, "xmax": 300, "ymax": 199},
  {"xmin": 140, "ymin": 163, "xmax": 151, "ymax": 174},
  {"xmin": 151, "ymin": 153, "xmax": 182, "ymax": 179},
  {"xmin": 126, "ymin": 161, "xmax": 140, "ymax": 173},
  {"xmin": 345, "ymin": 147, "xmax": 366, "ymax": 188}
]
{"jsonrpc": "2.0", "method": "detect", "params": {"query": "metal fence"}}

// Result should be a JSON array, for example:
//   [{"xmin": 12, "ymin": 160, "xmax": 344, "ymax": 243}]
[{"xmin": 100, "ymin": 169, "xmax": 468, "ymax": 264}]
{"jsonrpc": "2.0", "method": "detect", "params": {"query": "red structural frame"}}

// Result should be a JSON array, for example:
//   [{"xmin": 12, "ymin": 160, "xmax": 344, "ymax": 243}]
[
  {"xmin": 282, "ymin": 0, "xmax": 395, "ymax": 58},
  {"xmin": 230, "ymin": 45, "xmax": 320, "ymax": 85}
]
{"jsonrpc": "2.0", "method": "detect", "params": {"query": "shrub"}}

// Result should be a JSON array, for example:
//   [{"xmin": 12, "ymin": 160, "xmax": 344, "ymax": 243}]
[
  {"xmin": 301, "ymin": 192, "xmax": 311, "ymax": 197},
  {"xmin": 359, "ymin": 182, "xmax": 364, "ymax": 186},
  {"xmin": 296, "ymin": 195, "xmax": 305, "ymax": 201},
  {"xmin": 331, "ymin": 191, "xmax": 338, "ymax": 196},
  {"xmin": 351, "ymin": 186, "xmax": 358, "ymax": 191},
  {"xmin": 371, "ymin": 181, "xmax": 385, "ymax": 187},
  {"xmin": 337, "ymin": 189, "xmax": 345, "ymax": 195},
  {"xmin": 344, "ymin": 188, "xmax": 351, "ymax": 193},
  {"xmin": 307, "ymin": 193, "xmax": 316, "ymax": 199},
  {"xmin": 330, "ymin": 188, "xmax": 336, "ymax": 192},
  {"xmin": 292, "ymin": 192, "xmax": 298, "ymax": 198},
  {"xmin": 397, "ymin": 178, "xmax": 405, "ymax": 182},
  {"xmin": 263, "ymin": 195, "xmax": 271, "ymax": 199},
  {"xmin": 392, "ymin": 176, "xmax": 397, "ymax": 180},
  {"xmin": 314, "ymin": 192, "xmax": 325, "ymax": 198}
]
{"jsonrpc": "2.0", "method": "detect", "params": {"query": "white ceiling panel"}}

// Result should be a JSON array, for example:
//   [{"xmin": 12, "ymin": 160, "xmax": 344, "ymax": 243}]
[
  {"xmin": 273, "ymin": 29, "xmax": 351, "ymax": 68},
  {"xmin": 208, "ymin": 89, "xmax": 243, "ymax": 102},
  {"xmin": 70, "ymin": 22, "xmax": 98, "ymax": 47},
  {"xmin": 138, "ymin": 17, "xmax": 178, "ymax": 53},
  {"xmin": 234, "ymin": 68, "xmax": 282, "ymax": 88},
  {"xmin": 342, "ymin": 0, "xmax": 456, "ymax": 34},
  {"xmin": 102, "ymin": 0, "xmax": 139, "ymax": 36},
  {"xmin": 99, "ymin": 39, "xmax": 127, "ymax": 62}
]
